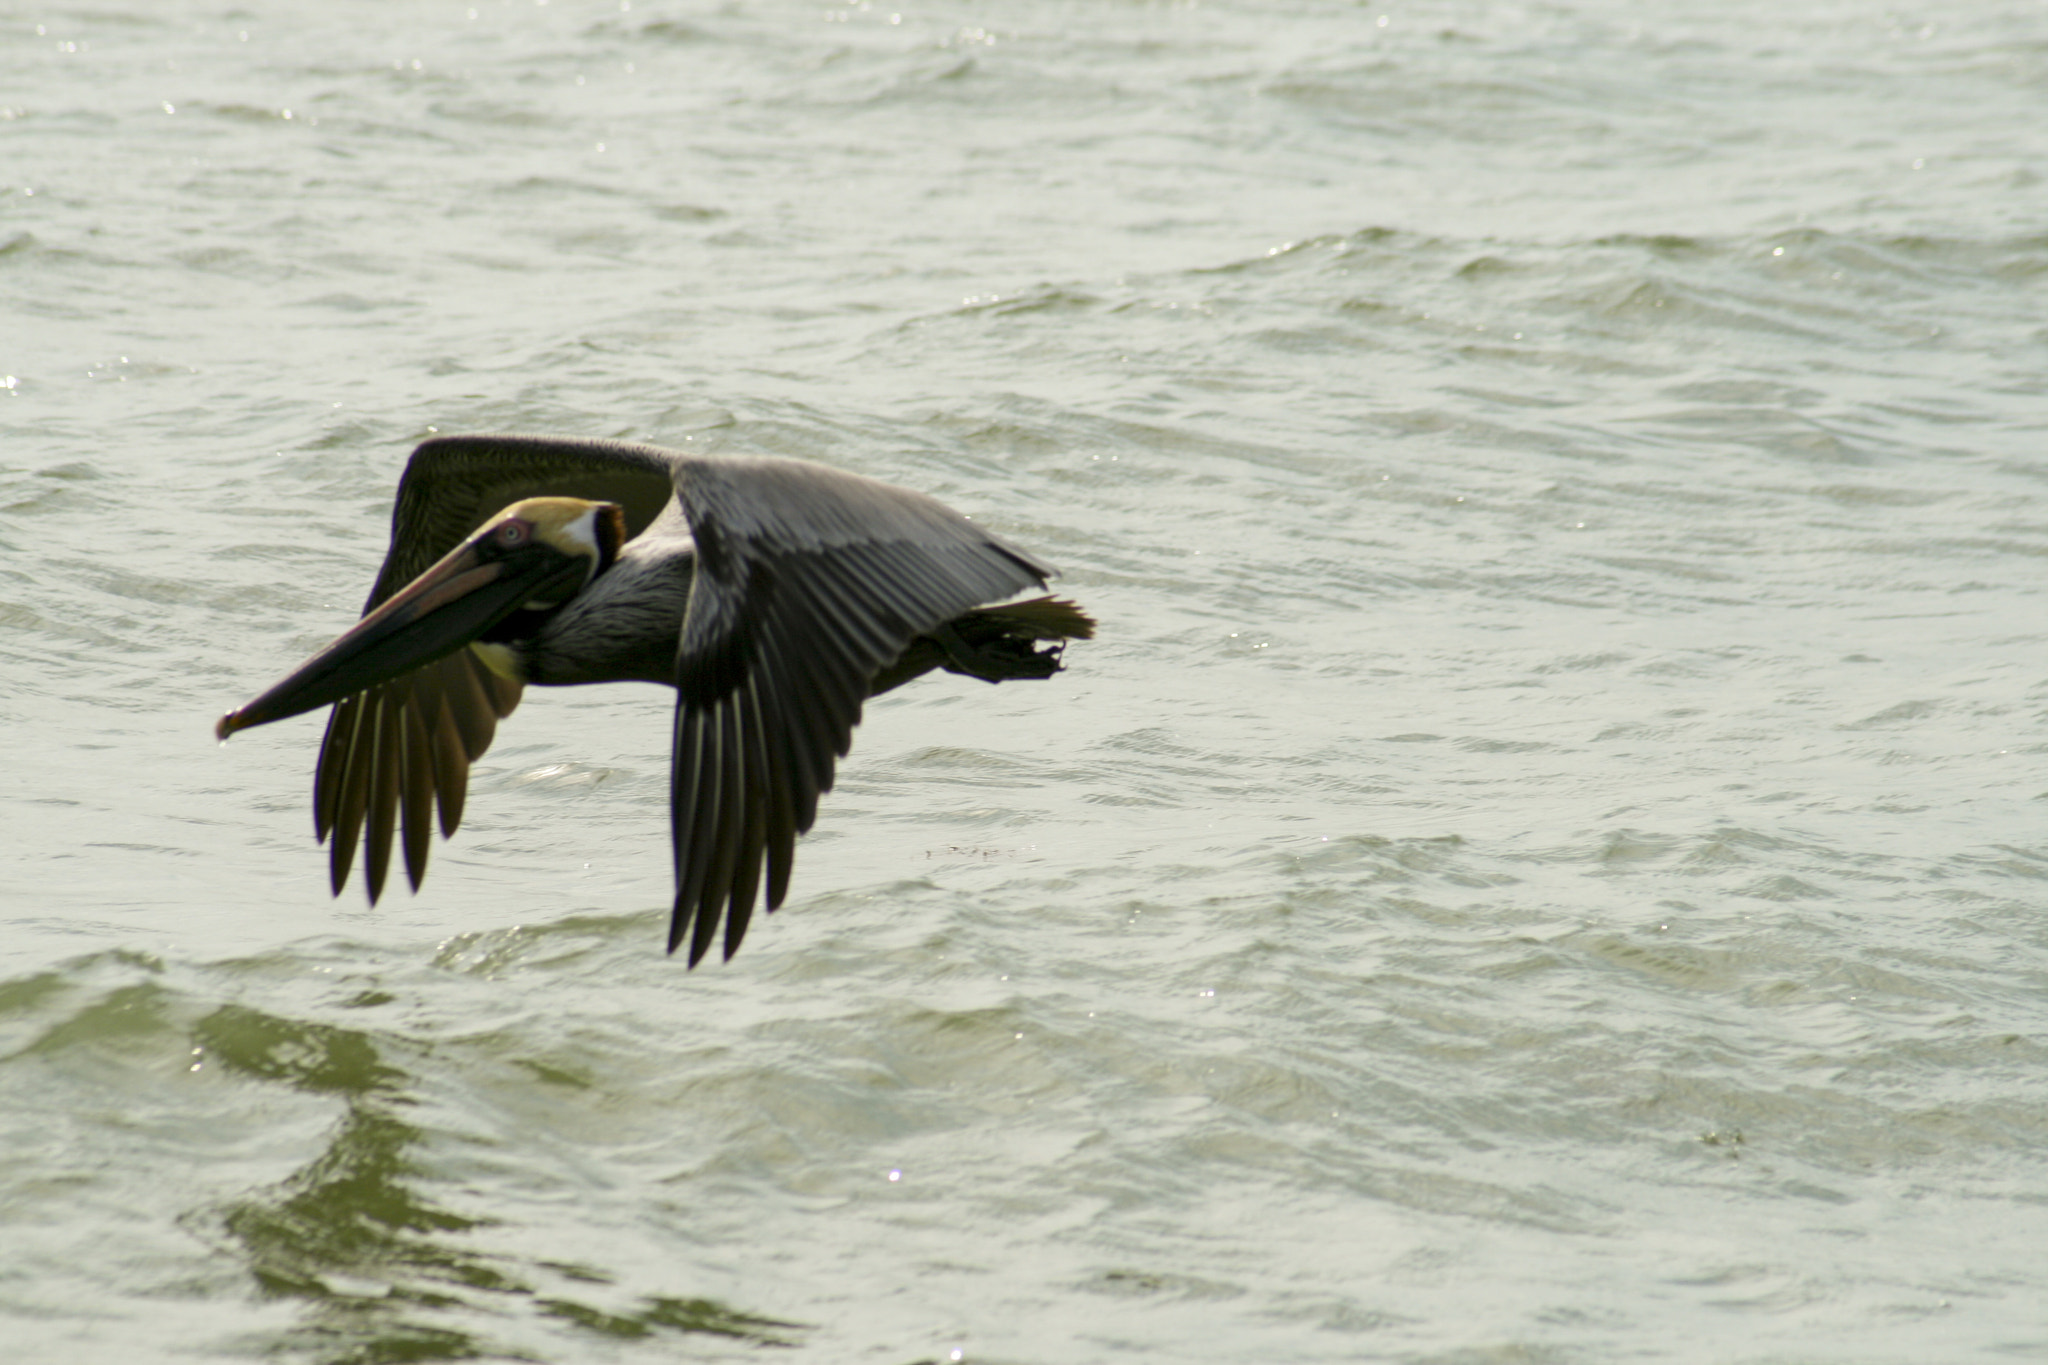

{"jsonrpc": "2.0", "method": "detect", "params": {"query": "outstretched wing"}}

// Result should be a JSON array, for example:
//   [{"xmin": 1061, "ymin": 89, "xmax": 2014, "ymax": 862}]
[
  {"xmin": 667, "ymin": 455, "xmax": 1059, "ymax": 965},
  {"xmin": 316, "ymin": 435, "xmax": 680, "ymax": 900}
]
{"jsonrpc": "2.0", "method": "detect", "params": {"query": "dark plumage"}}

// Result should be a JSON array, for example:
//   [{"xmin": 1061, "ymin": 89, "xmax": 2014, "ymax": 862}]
[{"xmin": 218, "ymin": 434, "xmax": 1094, "ymax": 964}]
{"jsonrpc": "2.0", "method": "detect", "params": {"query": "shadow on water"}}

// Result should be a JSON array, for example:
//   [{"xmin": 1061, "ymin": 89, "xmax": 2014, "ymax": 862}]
[{"xmin": 186, "ymin": 1001, "xmax": 804, "ymax": 1364}]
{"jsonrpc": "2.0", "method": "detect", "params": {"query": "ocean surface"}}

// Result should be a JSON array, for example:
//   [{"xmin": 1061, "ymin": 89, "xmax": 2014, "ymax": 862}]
[{"xmin": 4, "ymin": 1, "xmax": 2047, "ymax": 1361}]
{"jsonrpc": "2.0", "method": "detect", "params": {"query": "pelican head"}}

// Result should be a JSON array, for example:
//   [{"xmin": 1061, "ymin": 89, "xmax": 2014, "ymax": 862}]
[{"xmin": 216, "ymin": 497, "xmax": 626, "ymax": 740}]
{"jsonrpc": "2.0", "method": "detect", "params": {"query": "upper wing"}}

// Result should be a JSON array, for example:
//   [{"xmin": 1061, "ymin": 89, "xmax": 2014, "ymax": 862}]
[
  {"xmin": 666, "ymin": 455, "xmax": 1059, "ymax": 965},
  {"xmin": 369, "ymin": 434, "xmax": 681, "ymax": 598},
  {"xmin": 317, "ymin": 435, "xmax": 681, "ymax": 901}
]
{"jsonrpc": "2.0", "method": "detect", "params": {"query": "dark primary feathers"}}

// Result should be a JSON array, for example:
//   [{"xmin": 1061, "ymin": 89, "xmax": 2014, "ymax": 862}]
[
  {"xmin": 316, "ymin": 436, "xmax": 681, "ymax": 904},
  {"xmin": 229, "ymin": 434, "xmax": 1093, "ymax": 965},
  {"xmin": 666, "ymin": 455, "xmax": 1059, "ymax": 964}
]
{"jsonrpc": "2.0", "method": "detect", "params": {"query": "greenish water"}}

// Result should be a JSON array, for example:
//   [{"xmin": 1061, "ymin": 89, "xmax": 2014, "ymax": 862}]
[{"xmin": 4, "ymin": 1, "xmax": 2047, "ymax": 1360}]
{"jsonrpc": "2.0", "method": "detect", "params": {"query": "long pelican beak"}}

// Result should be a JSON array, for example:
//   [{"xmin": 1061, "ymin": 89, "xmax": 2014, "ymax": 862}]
[{"xmin": 216, "ymin": 505, "xmax": 603, "ymax": 741}]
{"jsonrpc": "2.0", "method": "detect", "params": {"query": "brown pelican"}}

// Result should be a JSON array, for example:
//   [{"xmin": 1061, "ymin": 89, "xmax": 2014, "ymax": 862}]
[{"xmin": 216, "ymin": 434, "xmax": 1094, "ymax": 965}]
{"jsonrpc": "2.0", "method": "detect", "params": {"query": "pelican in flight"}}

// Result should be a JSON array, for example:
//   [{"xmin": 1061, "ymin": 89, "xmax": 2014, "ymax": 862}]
[{"xmin": 216, "ymin": 434, "xmax": 1094, "ymax": 965}]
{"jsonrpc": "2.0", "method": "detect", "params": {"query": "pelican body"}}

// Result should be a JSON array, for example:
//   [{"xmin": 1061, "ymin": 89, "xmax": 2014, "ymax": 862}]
[{"xmin": 217, "ymin": 434, "xmax": 1093, "ymax": 965}]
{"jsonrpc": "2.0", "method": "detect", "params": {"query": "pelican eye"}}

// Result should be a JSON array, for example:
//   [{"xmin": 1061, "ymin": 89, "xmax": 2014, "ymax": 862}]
[{"xmin": 495, "ymin": 520, "xmax": 529, "ymax": 547}]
